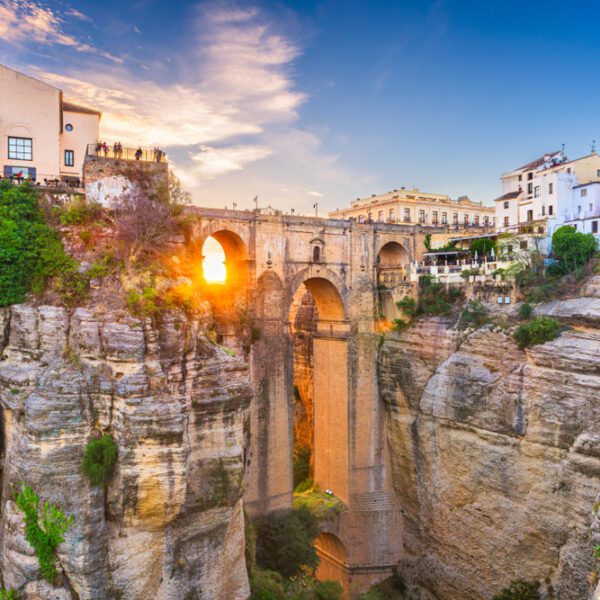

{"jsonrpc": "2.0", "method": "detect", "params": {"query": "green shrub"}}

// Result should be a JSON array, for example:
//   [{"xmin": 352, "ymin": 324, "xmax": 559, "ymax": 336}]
[
  {"xmin": 0, "ymin": 182, "xmax": 82, "ymax": 306},
  {"xmin": 460, "ymin": 300, "xmax": 488, "ymax": 328},
  {"xmin": 594, "ymin": 545, "xmax": 600, "ymax": 559},
  {"xmin": 249, "ymin": 569, "xmax": 286, "ymax": 600},
  {"xmin": 396, "ymin": 296, "xmax": 417, "ymax": 316},
  {"xmin": 391, "ymin": 318, "xmax": 407, "ymax": 331},
  {"xmin": 492, "ymin": 579, "xmax": 540, "ymax": 600},
  {"xmin": 59, "ymin": 198, "xmax": 102, "ymax": 226},
  {"xmin": 293, "ymin": 446, "xmax": 311, "ymax": 489},
  {"xmin": 460, "ymin": 268, "xmax": 480, "ymax": 279},
  {"xmin": 15, "ymin": 483, "xmax": 74, "ymax": 582},
  {"xmin": 254, "ymin": 506, "xmax": 319, "ymax": 577},
  {"xmin": 0, "ymin": 590, "xmax": 19, "ymax": 600},
  {"xmin": 552, "ymin": 225, "xmax": 596, "ymax": 273},
  {"xmin": 314, "ymin": 580, "xmax": 343, "ymax": 600},
  {"xmin": 294, "ymin": 478, "xmax": 314, "ymax": 494},
  {"xmin": 356, "ymin": 590, "xmax": 386, "ymax": 600},
  {"xmin": 470, "ymin": 238, "xmax": 496, "ymax": 256},
  {"xmin": 519, "ymin": 303, "xmax": 533, "ymax": 320},
  {"xmin": 513, "ymin": 316, "xmax": 560, "ymax": 349},
  {"xmin": 81, "ymin": 434, "xmax": 118, "ymax": 486}
]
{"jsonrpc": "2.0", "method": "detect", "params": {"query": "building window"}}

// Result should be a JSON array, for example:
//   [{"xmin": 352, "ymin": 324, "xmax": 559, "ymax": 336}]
[
  {"xmin": 534, "ymin": 185, "xmax": 541, "ymax": 198},
  {"xmin": 518, "ymin": 175, "xmax": 522, "ymax": 181},
  {"xmin": 484, "ymin": 216, "xmax": 489, "ymax": 226},
  {"xmin": 504, "ymin": 216, "xmax": 509, "ymax": 227},
  {"xmin": 527, "ymin": 183, "xmax": 533, "ymax": 194},
  {"xmin": 453, "ymin": 212, "xmax": 458, "ymax": 224},
  {"xmin": 64, "ymin": 150, "xmax": 74, "ymax": 167},
  {"xmin": 368, "ymin": 212, "xmax": 372, "ymax": 221},
  {"xmin": 312, "ymin": 246, "xmax": 321, "ymax": 262},
  {"xmin": 567, "ymin": 167, "xmax": 571, "ymax": 173},
  {"xmin": 549, "ymin": 182, "xmax": 553, "ymax": 194},
  {"xmin": 419, "ymin": 209, "xmax": 426, "ymax": 223},
  {"xmin": 474, "ymin": 215, "xmax": 479, "ymax": 225},
  {"xmin": 389, "ymin": 208, "xmax": 394, "ymax": 222},
  {"xmin": 527, "ymin": 172, "xmax": 533, "ymax": 180},
  {"xmin": 527, "ymin": 209, "xmax": 533, "ymax": 221},
  {"xmin": 542, "ymin": 205, "xmax": 545, "ymax": 216},
  {"xmin": 581, "ymin": 188, "xmax": 588, "ymax": 197},
  {"xmin": 593, "ymin": 221, "xmax": 598, "ymax": 234},
  {"xmin": 503, "ymin": 201, "xmax": 509, "ymax": 209},
  {"xmin": 357, "ymin": 215, "xmax": 364, "ymax": 223},
  {"xmin": 520, "ymin": 240, "xmax": 528, "ymax": 250},
  {"xmin": 404, "ymin": 208, "xmax": 410, "ymax": 222},
  {"xmin": 548, "ymin": 205, "xmax": 553, "ymax": 215},
  {"xmin": 590, "ymin": 203, "xmax": 593, "ymax": 212},
  {"xmin": 441, "ymin": 212, "xmax": 447, "ymax": 224},
  {"xmin": 464, "ymin": 213, "xmax": 469, "ymax": 224},
  {"xmin": 8, "ymin": 137, "xmax": 32, "ymax": 161},
  {"xmin": 578, "ymin": 205, "xmax": 582, "ymax": 213},
  {"xmin": 378, "ymin": 211, "xmax": 384, "ymax": 222},
  {"xmin": 597, "ymin": 169, "xmax": 600, "ymax": 177},
  {"xmin": 432, "ymin": 210, "xmax": 438, "ymax": 224},
  {"xmin": 65, "ymin": 123, "xmax": 74, "ymax": 132}
]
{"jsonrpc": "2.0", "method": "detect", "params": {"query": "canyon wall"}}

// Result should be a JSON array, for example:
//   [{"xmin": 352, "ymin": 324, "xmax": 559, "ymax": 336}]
[
  {"xmin": 379, "ymin": 290, "xmax": 600, "ymax": 599},
  {"xmin": 0, "ymin": 303, "xmax": 251, "ymax": 600}
]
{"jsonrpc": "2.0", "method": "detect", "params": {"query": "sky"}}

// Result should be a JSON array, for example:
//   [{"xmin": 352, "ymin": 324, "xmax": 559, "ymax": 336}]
[{"xmin": 2, "ymin": 0, "xmax": 600, "ymax": 214}]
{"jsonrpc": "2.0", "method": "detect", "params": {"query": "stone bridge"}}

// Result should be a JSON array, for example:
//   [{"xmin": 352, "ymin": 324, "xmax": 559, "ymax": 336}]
[{"xmin": 184, "ymin": 206, "xmax": 431, "ymax": 595}]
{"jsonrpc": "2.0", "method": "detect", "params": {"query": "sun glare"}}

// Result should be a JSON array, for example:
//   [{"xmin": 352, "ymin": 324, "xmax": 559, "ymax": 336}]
[{"xmin": 202, "ymin": 236, "xmax": 226, "ymax": 284}]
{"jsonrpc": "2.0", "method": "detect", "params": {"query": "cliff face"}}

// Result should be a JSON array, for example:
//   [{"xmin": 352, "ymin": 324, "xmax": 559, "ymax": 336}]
[
  {"xmin": 379, "ymin": 294, "xmax": 600, "ymax": 600},
  {"xmin": 0, "ymin": 303, "xmax": 251, "ymax": 600}
]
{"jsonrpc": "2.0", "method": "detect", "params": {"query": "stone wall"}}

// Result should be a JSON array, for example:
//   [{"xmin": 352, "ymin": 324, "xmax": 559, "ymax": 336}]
[
  {"xmin": 0, "ymin": 303, "xmax": 251, "ymax": 600},
  {"xmin": 83, "ymin": 156, "xmax": 168, "ymax": 207}
]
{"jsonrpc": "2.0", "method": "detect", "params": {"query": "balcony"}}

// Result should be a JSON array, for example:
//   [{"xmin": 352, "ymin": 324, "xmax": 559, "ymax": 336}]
[{"xmin": 85, "ymin": 143, "xmax": 167, "ymax": 163}]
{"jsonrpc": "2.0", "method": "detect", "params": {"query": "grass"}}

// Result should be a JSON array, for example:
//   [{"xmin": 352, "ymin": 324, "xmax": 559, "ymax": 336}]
[{"xmin": 293, "ymin": 485, "xmax": 345, "ymax": 520}]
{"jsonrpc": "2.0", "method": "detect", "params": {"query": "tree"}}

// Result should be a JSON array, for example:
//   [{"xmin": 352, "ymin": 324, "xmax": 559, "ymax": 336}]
[
  {"xmin": 470, "ymin": 237, "xmax": 496, "ymax": 257},
  {"xmin": 254, "ymin": 507, "xmax": 320, "ymax": 577},
  {"xmin": 551, "ymin": 225, "xmax": 597, "ymax": 273}
]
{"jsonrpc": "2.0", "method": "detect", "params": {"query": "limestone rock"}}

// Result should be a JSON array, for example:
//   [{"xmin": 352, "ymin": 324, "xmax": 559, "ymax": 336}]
[
  {"xmin": 380, "ymin": 303, "xmax": 600, "ymax": 600},
  {"xmin": 0, "ymin": 304, "xmax": 252, "ymax": 600}
]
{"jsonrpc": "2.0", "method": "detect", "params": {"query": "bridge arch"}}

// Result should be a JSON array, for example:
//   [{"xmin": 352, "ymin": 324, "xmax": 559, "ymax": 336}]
[
  {"xmin": 377, "ymin": 240, "xmax": 409, "ymax": 266},
  {"xmin": 315, "ymin": 532, "xmax": 349, "ymax": 589}
]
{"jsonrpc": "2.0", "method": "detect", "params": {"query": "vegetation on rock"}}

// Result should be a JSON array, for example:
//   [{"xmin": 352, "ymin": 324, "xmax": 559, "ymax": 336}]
[
  {"xmin": 293, "ymin": 486, "xmax": 344, "ymax": 520},
  {"xmin": 293, "ymin": 445, "xmax": 311, "ymax": 489},
  {"xmin": 518, "ymin": 302, "xmax": 533, "ymax": 320},
  {"xmin": 0, "ymin": 590, "xmax": 19, "ymax": 600},
  {"xmin": 513, "ymin": 316, "xmax": 560, "ymax": 348},
  {"xmin": 551, "ymin": 225, "xmax": 597, "ymax": 274},
  {"xmin": 491, "ymin": 580, "xmax": 540, "ymax": 600},
  {"xmin": 459, "ymin": 300, "xmax": 488, "ymax": 328},
  {"xmin": 81, "ymin": 434, "xmax": 118, "ymax": 487},
  {"xmin": 0, "ymin": 182, "xmax": 82, "ymax": 306},
  {"xmin": 15, "ymin": 483, "xmax": 74, "ymax": 582},
  {"xmin": 254, "ymin": 506, "xmax": 320, "ymax": 578}
]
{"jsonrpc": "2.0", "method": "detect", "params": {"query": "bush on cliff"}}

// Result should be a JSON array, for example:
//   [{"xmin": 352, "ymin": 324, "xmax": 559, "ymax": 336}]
[
  {"xmin": 551, "ymin": 225, "xmax": 597, "ymax": 274},
  {"xmin": 492, "ymin": 579, "xmax": 540, "ymax": 600},
  {"xmin": 0, "ymin": 590, "xmax": 19, "ymax": 600},
  {"xmin": 254, "ymin": 506, "xmax": 319, "ymax": 577},
  {"xmin": 513, "ymin": 316, "xmax": 560, "ymax": 348},
  {"xmin": 81, "ymin": 434, "xmax": 118, "ymax": 486},
  {"xmin": 15, "ymin": 483, "xmax": 74, "ymax": 582},
  {"xmin": 0, "ymin": 181, "xmax": 81, "ymax": 306}
]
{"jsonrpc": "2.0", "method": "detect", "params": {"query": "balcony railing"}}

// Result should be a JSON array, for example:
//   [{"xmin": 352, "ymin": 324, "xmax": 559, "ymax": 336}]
[{"xmin": 86, "ymin": 143, "xmax": 167, "ymax": 163}]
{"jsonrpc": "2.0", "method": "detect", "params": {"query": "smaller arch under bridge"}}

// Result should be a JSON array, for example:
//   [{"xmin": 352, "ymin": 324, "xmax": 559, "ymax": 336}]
[{"xmin": 184, "ymin": 206, "xmax": 430, "ymax": 594}]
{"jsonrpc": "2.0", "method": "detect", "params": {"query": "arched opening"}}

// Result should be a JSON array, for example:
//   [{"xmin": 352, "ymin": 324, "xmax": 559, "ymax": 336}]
[
  {"xmin": 377, "ymin": 241, "xmax": 410, "ymax": 323},
  {"xmin": 315, "ymin": 533, "xmax": 349, "ymax": 595},
  {"xmin": 200, "ymin": 230, "xmax": 248, "ymax": 351},
  {"xmin": 289, "ymin": 276, "xmax": 349, "ymax": 509},
  {"xmin": 377, "ymin": 241, "xmax": 409, "ymax": 267},
  {"xmin": 312, "ymin": 246, "xmax": 321, "ymax": 263}
]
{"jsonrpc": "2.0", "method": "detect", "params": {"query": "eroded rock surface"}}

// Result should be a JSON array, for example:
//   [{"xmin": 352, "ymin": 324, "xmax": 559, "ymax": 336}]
[
  {"xmin": 380, "ymin": 306, "xmax": 600, "ymax": 600},
  {"xmin": 0, "ymin": 304, "xmax": 251, "ymax": 600}
]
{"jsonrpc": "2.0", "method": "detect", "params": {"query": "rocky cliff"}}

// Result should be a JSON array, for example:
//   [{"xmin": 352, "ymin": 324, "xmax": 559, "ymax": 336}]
[
  {"xmin": 0, "ymin": 303, "xmax": 251, "ymax": 600},
  {"xmin": 379, "ymin": 287, "xmax": 600, "ymax": 600}
]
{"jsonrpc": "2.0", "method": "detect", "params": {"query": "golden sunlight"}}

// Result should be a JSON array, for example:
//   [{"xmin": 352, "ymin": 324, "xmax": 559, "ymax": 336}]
[{"xmin": 202, "ymin": 236, "xmax": 226, "ymax": 284}]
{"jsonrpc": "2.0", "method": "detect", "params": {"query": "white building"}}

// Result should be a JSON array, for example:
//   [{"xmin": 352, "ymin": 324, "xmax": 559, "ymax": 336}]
[
  {"xmin": 552, "ymin": 181, "xmax": 600, "ymax": 243},
  {"xmin": 495, "ymin": 150, "xmax": 600, "ymax": 253},
  {"xmin": 0, "ymin": 63, "xmax": 101, "ymax": 183}
]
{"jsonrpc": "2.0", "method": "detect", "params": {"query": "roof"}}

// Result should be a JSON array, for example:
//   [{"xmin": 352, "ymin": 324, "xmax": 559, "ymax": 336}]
[
  {"xmin": 62, "ymin": 101, "xmax": 101, "ymax": 117},
  {"xmin": 0, "ymin": 63, "xmax": 62, "ymax": 92},
  {"xmin": 573, "ymin": 180, "xmax": 600, "ymax": 189},
  {"xmin": 516, "ymin": 151, "xmax": 562, "ymax": 172},
  {"xmin": 494, "ymin": 191, "xmax": 521, "ymax": 202}
]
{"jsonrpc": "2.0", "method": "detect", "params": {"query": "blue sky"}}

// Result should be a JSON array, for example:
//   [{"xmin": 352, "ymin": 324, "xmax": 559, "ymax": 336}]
[{"xmin": 2, "ymin": 0, "xmax": 600, "ymax": 213}]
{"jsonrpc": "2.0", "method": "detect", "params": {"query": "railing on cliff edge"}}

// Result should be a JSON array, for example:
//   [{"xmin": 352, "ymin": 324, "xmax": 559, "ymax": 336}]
[{"xmin": 85, "ymin": 143, "xmax": 168, "ymax": 163}]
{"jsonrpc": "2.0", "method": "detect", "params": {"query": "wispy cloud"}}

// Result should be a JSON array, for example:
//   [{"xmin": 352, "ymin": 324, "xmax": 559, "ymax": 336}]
[
  {"xmin": 188, "ymin": 144, "xmax": 273, "ymax": 179},
  {"xmin": 64, "ymin": 7, "xmax": 91, "ymax": 22},
  {"xmin": 0, "ymin": 0, "xmax": 121, "ymax": 62}
]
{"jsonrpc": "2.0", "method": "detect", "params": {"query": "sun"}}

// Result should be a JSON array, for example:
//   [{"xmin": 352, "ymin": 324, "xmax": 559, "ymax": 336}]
[{"xmin": 202, "ymin": 236, "xmax": 226, "ymax": 284}]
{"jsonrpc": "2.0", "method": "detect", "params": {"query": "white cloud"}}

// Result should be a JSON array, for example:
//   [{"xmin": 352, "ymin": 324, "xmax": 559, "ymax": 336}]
[
  {"xmin": 64, "ymin": 7, "xmax": 91, "ymax": 22},
  {"xmin": 188, "ymin": 144, "xmax": 273, "ymax": 179},
  {"xmin": 308, "ymin": 190, "xmax": 323, "ymax": 197},
  {"xmin": 0, "ymin": 0, "xmax": 121, "ymax": 63}
]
